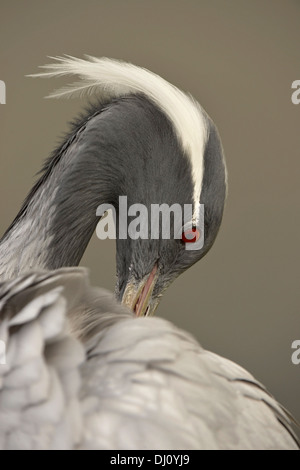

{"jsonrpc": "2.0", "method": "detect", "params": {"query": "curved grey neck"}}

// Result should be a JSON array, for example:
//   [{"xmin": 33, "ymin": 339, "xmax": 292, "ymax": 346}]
[
  {"xmin": 0, "ymin": 106, "xmax": 118, "ymax": 280},
  {"xmin": 0, "ymin": 95, "xmax": 187, "ymax": 281}
]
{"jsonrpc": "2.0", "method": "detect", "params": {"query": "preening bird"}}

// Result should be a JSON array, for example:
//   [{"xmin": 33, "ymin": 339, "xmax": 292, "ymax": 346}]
[{"xmin": 0, "ymin": 56, "xmax": 298, "ymax": 450}]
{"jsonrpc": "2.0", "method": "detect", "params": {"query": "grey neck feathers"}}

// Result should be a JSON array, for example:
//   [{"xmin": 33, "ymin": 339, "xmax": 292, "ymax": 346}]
[
  {"xmin": 0, "ymin": 106, "xmax": 118, "ymax": 279},
  {"xmin": 0, "ymin": 95, "xmax": 180, "ymax": 280}
]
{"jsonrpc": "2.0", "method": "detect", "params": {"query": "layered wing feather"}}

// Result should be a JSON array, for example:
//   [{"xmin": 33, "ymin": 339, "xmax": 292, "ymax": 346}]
[{"xmin": 0, "ymin": 269, "xmax": 298, "ymax": 450}]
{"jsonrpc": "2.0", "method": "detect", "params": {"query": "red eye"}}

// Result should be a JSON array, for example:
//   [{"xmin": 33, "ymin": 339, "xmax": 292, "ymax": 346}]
[{"xmin": 181, "ymin": 227, "xmax": 200, "ymax": 243}]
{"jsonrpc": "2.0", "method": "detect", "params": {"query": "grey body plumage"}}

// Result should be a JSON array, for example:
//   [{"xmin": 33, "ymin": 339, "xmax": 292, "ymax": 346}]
[
  {"xmin": 0, "ymin": 269, "xmax": 298, "ymax": 449},
  {"xmin": 0, "ymin": 56, "xmax": 298, "ymax": 449}
]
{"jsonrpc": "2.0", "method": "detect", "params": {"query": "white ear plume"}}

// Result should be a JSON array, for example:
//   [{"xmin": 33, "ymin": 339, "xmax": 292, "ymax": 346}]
[{"xmin": 29, "ymin": 55, "xmax": 209, "ymax": 215}]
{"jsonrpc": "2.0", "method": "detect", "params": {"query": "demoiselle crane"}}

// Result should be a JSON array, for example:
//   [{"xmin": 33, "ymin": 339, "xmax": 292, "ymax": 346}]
[{"xmin": 0, "ymin": 56, "xmax": 298, "ymax": 450}]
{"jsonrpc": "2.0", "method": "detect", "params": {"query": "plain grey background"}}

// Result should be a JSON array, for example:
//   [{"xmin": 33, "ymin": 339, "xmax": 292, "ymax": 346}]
[{"xmin": 0, "ymin": 0, "xmax": 299, "ymax": 425}]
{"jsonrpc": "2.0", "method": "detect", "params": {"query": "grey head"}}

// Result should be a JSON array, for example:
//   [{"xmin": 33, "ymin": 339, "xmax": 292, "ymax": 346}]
[{"xmin": 110, "ymin": 96, "xmax": 227, "ymax": 315}]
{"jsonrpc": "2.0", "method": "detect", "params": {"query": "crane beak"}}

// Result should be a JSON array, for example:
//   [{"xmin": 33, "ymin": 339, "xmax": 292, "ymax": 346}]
[{"xmin": 121, "ymin": 264, "xmax": 159, "ymax": 317}]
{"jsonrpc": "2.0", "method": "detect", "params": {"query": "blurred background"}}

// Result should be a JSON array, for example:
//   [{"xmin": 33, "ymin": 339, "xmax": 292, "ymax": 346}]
[{"xmin": 0, "ymin": 0, "xmax": 299, "ymax": 424}]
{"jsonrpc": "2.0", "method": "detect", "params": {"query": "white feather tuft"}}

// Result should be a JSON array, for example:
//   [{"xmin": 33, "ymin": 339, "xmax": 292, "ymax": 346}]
[{"xmin": 29, "ymin": 55, "xmax": 208, "ymax": 216}]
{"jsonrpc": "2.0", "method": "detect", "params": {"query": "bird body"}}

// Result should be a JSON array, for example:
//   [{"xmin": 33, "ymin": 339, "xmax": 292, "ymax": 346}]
[
  {"xmin": 0, "ymin": 56, "xmax": 298, "ymax": 449},
  {"xmin": 0, "ymin": 269, "xmax": 298, "ymax": 450}
]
